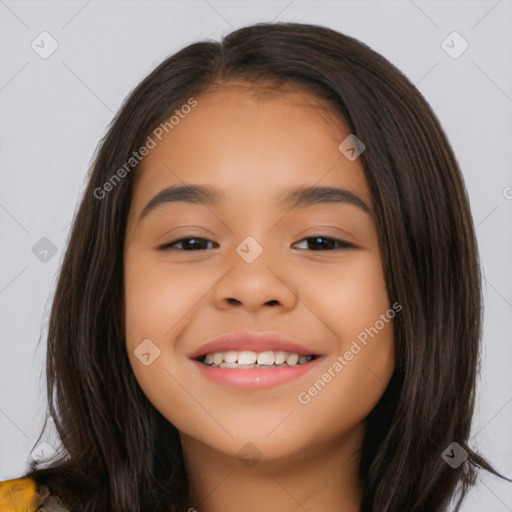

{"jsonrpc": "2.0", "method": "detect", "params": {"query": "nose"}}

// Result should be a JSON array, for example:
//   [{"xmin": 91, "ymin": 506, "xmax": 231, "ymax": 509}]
[{"xmin": 211, "ymin": 239, "xmax": 298, "ymax": 314}]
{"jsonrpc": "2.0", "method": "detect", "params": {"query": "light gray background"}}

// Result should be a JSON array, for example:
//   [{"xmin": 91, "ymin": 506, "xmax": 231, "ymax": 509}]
[{"xmin": 1, "ymin": 1, "xmax": 511, "ymax": 510}]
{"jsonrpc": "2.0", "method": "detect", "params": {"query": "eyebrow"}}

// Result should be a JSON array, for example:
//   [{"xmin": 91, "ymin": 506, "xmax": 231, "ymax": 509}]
[{"xmin": 138, "ymin": 183, "xmax": 371, "ymax": 220}]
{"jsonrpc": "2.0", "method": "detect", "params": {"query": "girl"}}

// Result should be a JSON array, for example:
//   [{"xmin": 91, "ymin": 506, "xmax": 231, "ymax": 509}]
[{"xmin": 1, "ymin": 21, "xmax": 510, "ymax": 512}]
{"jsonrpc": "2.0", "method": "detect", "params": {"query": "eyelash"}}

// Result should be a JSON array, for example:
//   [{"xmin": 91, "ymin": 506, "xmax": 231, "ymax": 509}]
[{"xmin": 159, "ymin": 236, "xmax": 356, "ymax": 251}]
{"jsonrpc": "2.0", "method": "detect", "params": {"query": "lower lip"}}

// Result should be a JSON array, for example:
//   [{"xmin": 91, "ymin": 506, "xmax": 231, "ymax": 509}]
[{"xmin": 191, "ymin": 357, "xmax": 325, "ymax": 390}]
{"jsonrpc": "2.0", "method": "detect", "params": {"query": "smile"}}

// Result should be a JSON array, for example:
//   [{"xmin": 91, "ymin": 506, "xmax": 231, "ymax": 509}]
[{"xmin": 188, "ymin": 331, "xmax": 326, "ymax": 389}]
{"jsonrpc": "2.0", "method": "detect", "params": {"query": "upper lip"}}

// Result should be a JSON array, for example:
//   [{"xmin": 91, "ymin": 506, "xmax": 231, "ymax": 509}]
[{"xmin": 188, "ymin": 331, "xmax": 323, "ymax": 359}]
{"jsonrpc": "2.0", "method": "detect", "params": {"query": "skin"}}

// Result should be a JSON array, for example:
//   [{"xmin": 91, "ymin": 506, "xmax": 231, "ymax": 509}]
[{"xmin": 124, "ymin": 82, "xmax": 395, "ymax": 512}]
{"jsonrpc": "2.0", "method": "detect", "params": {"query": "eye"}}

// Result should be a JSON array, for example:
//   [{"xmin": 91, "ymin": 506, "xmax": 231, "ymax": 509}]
[
  {"xmin": 293, "ymin": 236, "xmax": 355, "ymax": 251},
  {"xmin": 159, "ymin": 237, "xmax": 219, "ymax": 251},
  {"xmin": 159, "ymin": 235, "xmax": 355, "ymax": 252}
]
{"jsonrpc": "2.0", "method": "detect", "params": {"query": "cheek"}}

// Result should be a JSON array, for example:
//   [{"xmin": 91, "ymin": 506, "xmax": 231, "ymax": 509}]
[
  {"xmin": 123, "ymin": 253, "xmax": 200, "ymax": 430},
  {"xmin": 258, "ymin": 251, "xmax": 394, "ymax": 446},
  {"xmin": 304, "ymin": 251, "xmax": 391, "ymax": 342},
  {"xmin": 124, "ymin": 254, "xmax": 200, "ymax": 343},
  {"xmin": 292, "ymin": 252, "xmax": 395, "ymax": 418}
]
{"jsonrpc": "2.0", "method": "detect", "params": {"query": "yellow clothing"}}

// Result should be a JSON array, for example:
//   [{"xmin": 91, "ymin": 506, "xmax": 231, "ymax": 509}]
[{"xmin": 0, "ymin": 478, "xmax": 68, "ymax": 512}]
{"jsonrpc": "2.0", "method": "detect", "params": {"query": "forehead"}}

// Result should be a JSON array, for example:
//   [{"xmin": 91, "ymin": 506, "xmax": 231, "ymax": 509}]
[
  {"xmin": 143, "ymin": 81, "xmax": 350, "ymax": 166},
  {"xmin": 128, "ymin": 82, "xmax": 370, "ymax": 221},
  {"xmin": 188, "ymin": 81, "xmax": 347, "ymax": 139}
]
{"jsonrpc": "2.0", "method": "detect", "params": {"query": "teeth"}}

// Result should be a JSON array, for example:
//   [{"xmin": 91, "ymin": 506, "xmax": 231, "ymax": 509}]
[
  {"xmin": 238, "ymin": 351, "xmax": 257, "ymax": 365},
  {"xmin": 257, "ymin": 351, "xmax": 274, "ymax": 365},
  {"xmin": 219, "ymin": 362, "xmax": 239, "ymax": 368},
  {"xmin": 224, "ymin": 350, "xmax": 238, "ymax": 363},
  {"xmin": 274, "ymin": 351, "xmax": 286, "ymax": 365},
  {"xmin": 286, "ymin": 353, "xmax": 299, "ymax": 366},
  {"xmin": 200, "ymin": 350, "xmax": 314, "ymax": 367}
]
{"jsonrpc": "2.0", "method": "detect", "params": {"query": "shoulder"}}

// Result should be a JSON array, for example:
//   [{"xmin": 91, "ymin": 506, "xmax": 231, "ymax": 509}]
[{"xmin": 0, "ymin": 477, "xmax": 69, "ymax": 511}]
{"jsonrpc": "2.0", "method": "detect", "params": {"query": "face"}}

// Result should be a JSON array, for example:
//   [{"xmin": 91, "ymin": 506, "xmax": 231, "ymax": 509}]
[{"xmin": 124, "ymin": 83, "xmax": 395, "ymax": 463}]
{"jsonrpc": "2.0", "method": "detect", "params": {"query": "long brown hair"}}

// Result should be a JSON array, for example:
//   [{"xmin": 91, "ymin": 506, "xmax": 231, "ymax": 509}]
[{"xmin": 19, "ymin": 22, "xmax": 510, "ymax": 511}]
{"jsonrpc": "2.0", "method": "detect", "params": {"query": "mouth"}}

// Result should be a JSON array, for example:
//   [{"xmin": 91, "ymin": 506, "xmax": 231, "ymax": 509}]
[{"xmin": 188, "ymin": 332, "xmax": 325, "ymax": 389}]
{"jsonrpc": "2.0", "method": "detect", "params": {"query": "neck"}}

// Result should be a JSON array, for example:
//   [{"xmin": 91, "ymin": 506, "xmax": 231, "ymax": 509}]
[{"xmin": 177, "ymin": 426, "xmax": 364, "ymax": 512}]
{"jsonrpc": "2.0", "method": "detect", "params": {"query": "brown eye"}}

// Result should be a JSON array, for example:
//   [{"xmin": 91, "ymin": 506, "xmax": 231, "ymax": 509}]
[
  {"xmin": 293, "ymin": 236, "xmax": 355, "ymax": 251},
  {"xmin": 160, "ymin": 237, "xmax": 219, "ymax": 251}
]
